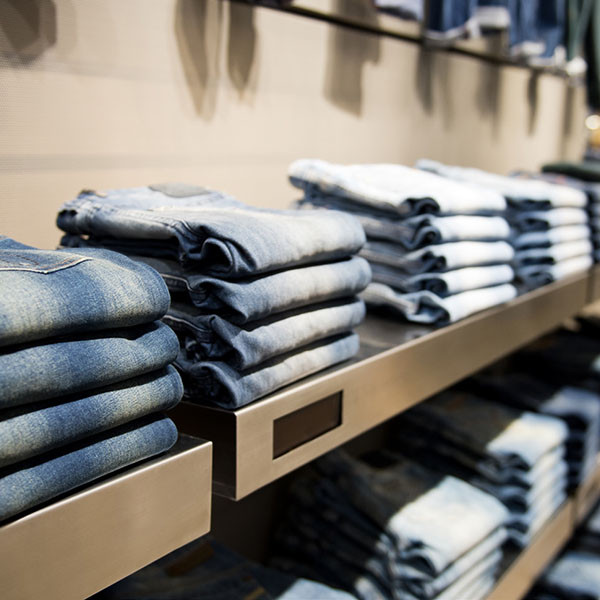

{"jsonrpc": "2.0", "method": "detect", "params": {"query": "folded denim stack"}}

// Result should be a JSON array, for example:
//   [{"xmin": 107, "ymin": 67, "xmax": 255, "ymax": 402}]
[
  {"xmin": 57, "ymin": 183, "xmax": 368, "ymax": 409},
  {"xmin": 468, "ymin": 372, "xmax": 600, "ymax": 489},
  {"xmin": 417, "ymin": 159, "xmax": 593, "ymax": 289},
  {"xmin": 0, "ymin": 236, "xmax": 182, "ymax": 522},
  {"xmin": 271, "ymin": 450, "xmax": 509, "ymax": 600},
  {"xmin": 289, "ymin": 159, "xmax": 517, "ymax": 326},
  {"xmin": 97, "ymin": 535, "xmax": 354, "ymax": 600},
  {"xmin": 394, "ymin": 390, "xmax": 569, "ymax": 547}
]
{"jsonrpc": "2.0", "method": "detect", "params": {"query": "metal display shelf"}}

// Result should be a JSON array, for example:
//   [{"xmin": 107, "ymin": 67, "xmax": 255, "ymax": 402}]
[
  {"xmin": 487, "ymin": 456, "xmax": 600, "ymax": 600},
  {"xmin": 589, "ymin": 264, "xmax": 600, "ymax": 303},
  {"xmin": 234, "ymin": 0, "xmax": 573, "ymax": 76},
  {"xmin": 486, "ymin": 501, "xmax": 574, "ymax": 600},
  {"xmin": 0, "ymin": 435, "xmax": 212, "ymax": 600},
  {"xmin": 574, "ymin": 455, "xmax": 600, "ymax": 525},
  {"xmin": 173, "ymin": 271, "xmax": 589, "ymax": 499}
]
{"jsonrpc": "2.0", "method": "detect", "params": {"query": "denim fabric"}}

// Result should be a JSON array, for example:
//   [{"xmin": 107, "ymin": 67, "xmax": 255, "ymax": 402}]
[
  {"xmin": 360, "ymin": 240, "xmax": 514, "ymax": 272},
  {"xmin": 98, "ymin": 536, "xmax": 355, "ymax": 600},
  {"xmin": 426, "ymin": 0, "xmax": 478, "ymax": 40},
  {"xmin": 57, "ymin": 185, "xmax": 366, "ymax": 276},
  {"xmin": 165, "ymin": 298, "xmax": 365, "ymax": 371},
  {"xmin": 514, "ymin": 225, "xmax": 591, "ymax": 249},
  {"xmin": 514, "ymin": 239, "xmax": 593, "ymax": 265},
  {"xmin": 537, "ymin": 551, "xmax": 600, "ymax": 600},
  {"xmin": 0, "ymin": 415, "xmax": 178, "ymax": 522},
  {"xmin": 373, "ymin": 0, "xmax": 423, "ymax": 21},
  {"xmin": 299, "ymin": 199, "xmax": 511, "ymax": 247},
  {"xmin": 0, "ymin": 366, "xmax": 182, "ymax": 468},
  {"xmin": 87, "ymin": 252, "xmax": 372, "ymax": 324},
  {"xmin": 0, "ymin": 321, "xmax": 179, "ymax": 408},
  {"xmin": 0, "ymin": 238, "xmax": 170, "ymax": 348},
  {"xmin": 315, "ymin": 451, "xmax": 508, "ymax": 577},
  {"xmin": 417, "ymin": 160, "xmax": 587, "ymax": 208},
  {"xmin": 369, "ymin": 264, "xmax": 515, "ymax": 297},
  {"xmin": 361, "ymin": 282, "xmax": 517, "ymax": 325},
  {"xmin": 434, "ymin": 551, "xmax": 500, "ymax": 600},
  {"xmin": 289, "ymin": 159, "xmax": 507, "ymax": 216},
  {"xmin": 474, "ymin": 1, "xmax": 511, "ymax": 30},
  {"xmin": 178, "ymin": 333, "xmax": 359, "ymax": 408},
  {"xmin": 468, "ymin": 373, "xmax": 600, "ymax": 439},
  {"xmin": 399, "ymin": 528, "xmax": 507, "ymax": 598},
  {"xmin": 517, "ymin": 254, "xmax": 593, "ymax": 287},
  {"xmin": 512, "ymin": 208, "xmax": 589, "ymax": 231},
  {"xmin": 407, "ymin": 392, "xmax": 568, "ymax": 470}
]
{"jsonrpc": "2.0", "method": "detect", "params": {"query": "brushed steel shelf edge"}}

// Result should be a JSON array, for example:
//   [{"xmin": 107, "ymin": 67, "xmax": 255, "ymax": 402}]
[
  {"xmin": 574, "ymin": 455, "xmax": 600, "ymax": 525},
  {"xmin": 0, "ymin": 436, "xmax": 213, "ymax": 600},
  {"xmin": 174, "ymin": 272, "xmax": 589, "ymax": 500},
  {"xmin": 589, "ymin": 265, "xmax": 600, "ymax": 303},
  {"xmin": 486, "ymin": 501, "xmax": 574, "ymax": 600}
]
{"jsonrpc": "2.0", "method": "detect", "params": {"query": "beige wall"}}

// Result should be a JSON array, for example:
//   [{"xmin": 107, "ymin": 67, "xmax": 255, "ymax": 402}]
[{"xmin": 0, "ymin": 0, "xmax": 589, "ymax": 248}]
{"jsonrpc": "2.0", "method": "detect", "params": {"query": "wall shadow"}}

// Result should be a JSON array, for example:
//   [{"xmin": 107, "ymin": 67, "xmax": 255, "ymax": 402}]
[
  {"xmin": 527, "ymin": 71, "xmax": 540, "ymax": 135},
  {"xmin": 323, "ymin": 0, "xmax": 381, "ymax": 117},
  {"xmin": 227, "ymin": 2, "xmax": 258, "ymax": 101},
  {"xmin": 0, "ymin": 0, "xmax": 57, "ymax": 63},
  {"xmin": 174, "ymin": 0, "xmax": 224, "ymax": 120}
]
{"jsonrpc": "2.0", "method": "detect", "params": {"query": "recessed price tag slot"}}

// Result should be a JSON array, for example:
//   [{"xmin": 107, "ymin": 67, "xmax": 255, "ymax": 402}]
[{"xmin": 273, "ymin": 391, "xmax": 343, "ymax": 459}]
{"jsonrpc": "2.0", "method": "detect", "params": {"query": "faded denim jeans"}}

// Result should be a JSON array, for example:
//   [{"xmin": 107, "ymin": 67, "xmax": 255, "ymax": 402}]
[
  {"xmin": 57, "ymin": 184, "xmax": 365, "ymax": 276},
  {"xmin": 178, "ymin": 333, "xmax": 360, "ymax": 408},
  {"xmin": 0, "ymin": 366, "xmax": 183, "ymax": 467},
  {"xmin": 417, "ymin": 159, "xmax": 588, "ymax": 209},
  {"xmin": 289, "ymin": 159, "xmax": 507, "ymax": 216},
  {"xmin": 361, "ymin": 282, "xmax": 517, "ymax": 325},
  {"xmin": 0, "ymin": 321, "xmax": 179, "ymax": 408},
  {"xmin": 0, "ymin": 237, "xmax": 170, "ymax": 348},
  {"xmin": 0, "ymin": 415, "xmax": 178, "ymax": 522},
  {"xmin": 81, "ymin": 251, "xmax": 372, "ymax": 324},
  {"xmin": 165, "ymin": 298, "xmax": 365, "ymax": 371}
]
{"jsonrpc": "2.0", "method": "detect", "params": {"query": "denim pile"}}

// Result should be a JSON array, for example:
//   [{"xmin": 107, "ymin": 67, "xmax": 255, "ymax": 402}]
[
  {"xmin": 468, "ymin": 371, "xmax": 600, "ymax": 489},
  {"xmin": 528, "ymin": 504, "xmax": 600, "ymax": 599},
  {"xmin": 540, "ymin": 164, "xmax": 600, "ymax": 263},
  {"xmin": 418, "ymin": 160, "xmax": 592, "ymax": 289},
  {"xmin": 0, "ymin": 236, "xmax": 182, "ymax": 522},
  {"xmin": 372, "ymin": 1, "xmax": 569, "ymax": 68},
  {"xmin": 57, "ymin": 183, "xmax": 368, "ymax": 409},
  {"xmin": 271, "ymin": 450, "xmax": 509, "ymax": 600},
  {"xmin": 394, "ymin": 390, "xmax": 569, "ymax": 547},
  {"xmin": 96, "ymin": 535, "xmax": 353, "ymax": 600},
  {"xmin": 289, "ymin": 159, "xmax": 517, "ymax": 326}
]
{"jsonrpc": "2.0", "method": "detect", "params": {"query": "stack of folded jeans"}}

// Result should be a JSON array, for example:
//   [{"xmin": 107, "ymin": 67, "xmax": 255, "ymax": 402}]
[
  {"xmin": 271, "ymin": 449, "xmax": 509, "ymax": 600},
  {"xmin": 57, "ymin": 183, "xmax": 369, "ymax": 409},
  {"xmin": 96, "ymin": 535, "xmax": 354, "ymax": 600},
  {"xmin": 468, "ymin": 372, "xmax": 600, "ymax": 489},
  {"xmin": 394, "ymin": 390, "xmax": 569, "ymax": 547},
  {"xmin": 289, "ymin": 159, "xmax": 517, "ymax": 326},
  {"xmin": 0, "ymin": 236, "xmax": 182, "ymax": 522},
  {"xmin": 417, "ymin": 159, "xmax": 593, "ymax": 289}
]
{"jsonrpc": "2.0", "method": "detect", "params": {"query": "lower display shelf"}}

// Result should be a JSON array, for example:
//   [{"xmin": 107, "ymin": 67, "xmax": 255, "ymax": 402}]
[
  {"xmin": 173, "ymin": 272, "xmax": 589, "ymax": 499},
  {"xmin": 487, "ymin": 456, "xmax": 600, "ymax": 600},
  {"xmin": 0, "ymin": 435, "xmax": 212, "ymax": 600}
]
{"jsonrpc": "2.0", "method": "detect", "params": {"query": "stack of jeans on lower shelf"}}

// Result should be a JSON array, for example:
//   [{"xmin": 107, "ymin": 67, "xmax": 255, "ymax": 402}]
[
  {"xmin": 0, "ymin": 236, "xmax": 182, "ymax": 522},
  {"xmin": 271, "ymin": 450, "xmax": 509, "ymax": 600},
  {"xmin": 468, "ymin": 372, "xmax": 600, "ymax": 489},
  {"xmin": 289, "ymin": 159, "xmax": 517, "ymax": 326},
  {"xmin": 95, "ymin": 536, "xmax": 354, "ymax": 600},
  {"xmin": 394, "ymin": 390, "xmax": 569, "ymax": 547},
  {"xmin": 417, "ymin": 159, "xmax": 593, "ymax": 289},
  {"xmin": 57, "ymin": 183, "xmax": 369, "ymax": 409},
  {"xmin": 528, "ymin": 503, "xmax": 600, "ymax": 599}
]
